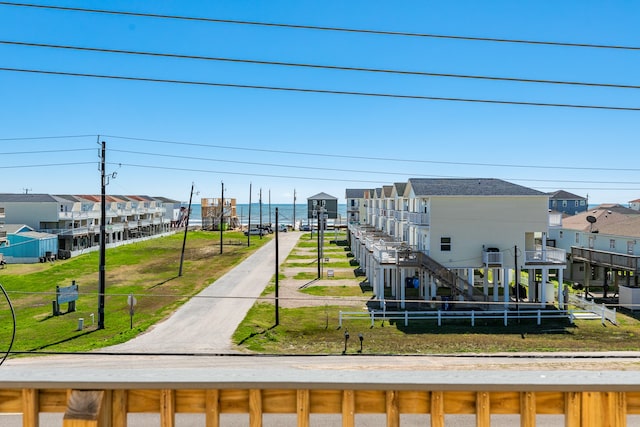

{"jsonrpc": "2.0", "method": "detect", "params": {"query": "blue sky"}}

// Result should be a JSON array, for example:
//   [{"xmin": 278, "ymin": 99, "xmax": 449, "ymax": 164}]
[{"xmin": 1, "ymin": 1, "xmax": 639, "ymax": 204}]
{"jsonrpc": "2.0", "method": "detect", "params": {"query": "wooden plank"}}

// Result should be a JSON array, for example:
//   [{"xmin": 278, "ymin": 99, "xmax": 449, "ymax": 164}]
[
  {"xmin": 62, "ymin": 390, "xmax": 105, "ymax": 427},
  {"xmin": 535, "ymin": 392, "xmax": 565, "ymax": 414},
  {"xmin": 112, "ymin": 390, "xmax": 127, "ymax": 427},
  {"xmin": 342, "ymin": 390, "xmax": 355, "ymax": 427},
  {"xmin": 354, "ymin": 390, "xmax": 385, "ymax": 413},
  {"xmin": 398, "ymin": 390, "xmax": 429, "ymax": 414},
  {"xmin": 602, "ymin": 391, "xmax": 626, "ymax": 427},
  {"xmin": 39, "ymin": 389, "xmax": 68, "ymax": 412},
  {"xmin": 160, "ymin": 389, "xmax": 175, "ymax": 427},
  {"xmin": 205, "ymin": 389, "xmax": 220, "ymax": 427},
  {"xmin": 249, "ymin": 389, "xmax": 262, "ymax": 427},
  {"xmin": 476, "ymin": 392, "xmax": 490, "ymax": 427},
  {"xmin": 310, "ymin": 390, "xmax": 342, "ymax": 413},
  {"xmin": 127, "ymin": 390, "xmax": 161, "ymax": 412},
  {"xmin": 175, "ymin": 389, "xmax": 205, "ymax": 413},
  {"xmin": 615, "ymin": 392, "xmax": 627, "ymax": 427},
  {"xmin": 626, "ymin": 391, "xmax": 640, "ymax": 414},
  {"xmin": 565, "ymin": 391, "xmax": 581, "ymax": 427},
  {"xmin": 262, "ymin": 389, "xmax": 296, "ymax": 413},
  {"xmin": 0, "ymin": 389, "xmax": 22, "ymax": 412},
  {"xmin": 386, "ymin": 390, "xmax": 399, "ymax": 427},
  {"xmin": 443, "ymin": 391, "xmax": 476, "ymax": 414},
  {"xmin": 220, "ymin": 389, "xmax": 250, "ymax": 413},
  {"xmin": 519, "ymin": 391, "xmax": 535, "ymax": 427},
  {"xmin": 296, "ymin": 389, "xmax": 309, "ymax": 427},
  {"xmin": 22, "ymin": 388, "xmax": 39, "ymax": 427},
  {"xmin": 489, "ymin": 392, "xmax": 520, "ymax": 414},
  {"xmin": 431, "ymin": 391, "xmax": 444, "ymax": 427}
]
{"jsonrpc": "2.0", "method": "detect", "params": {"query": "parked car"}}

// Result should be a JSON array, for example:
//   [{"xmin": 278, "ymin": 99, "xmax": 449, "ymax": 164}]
[
  {"xmin": 300, "ymin": 224, "xmax": 311, "ymax": 231},
  {"xmin": 243, "ymin": 228, "xmax": 265, "ymax": 236},
  {"xmin": 278, "ymin": 224, "xmax": 288, "ymax": 232}
]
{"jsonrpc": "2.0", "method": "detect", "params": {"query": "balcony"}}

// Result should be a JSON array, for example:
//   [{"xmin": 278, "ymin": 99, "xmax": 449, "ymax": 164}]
[
  {"xmin": 571, "ymin": 246, "xmax": 640, "ymax": 272},
  {"xmin": 408, "ymin": 212, "xmax": 429, "ymax": 225},
  {"xmin": 524, "ymin": 246, "xmax": 566, "ymax": 266}
]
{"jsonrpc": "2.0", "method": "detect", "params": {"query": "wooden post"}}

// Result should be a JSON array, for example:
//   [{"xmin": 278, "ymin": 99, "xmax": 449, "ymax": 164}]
[
  {"xmin": 63, "ymin": 390, "xmax": 105, "ymax": 427},
  {"xmin": 160, "ymin": 389, "xmax": 175, "ymax": 427},
  {"xmin": 205, "ymin": 389, "xmax": 220, "ymax": 427},
  {"xmin": 296, "ymin": 389, "xmax": 310, "ymax": 427},
  {"xmin": 341, "ymin": 390, "xmax": 355, "ymax": 427},
  {"xmin": 112, "ymin": 390, "xmax": 127, "ymax": 427},
  {"xmin": 22, "ymin": 389, "xmax": 39, "ymax": 427},
  {"xmin": 249, "ymin": 389, "xmax": 262, "ymax": 427},
  {"xmin": 431, "ymin": 391, "xmax": 444, "ymax": 427},
  {"xmin": 386, "ymin": 390, "xmax": 399, "ymax": 427},
  {"xmin": 476, "ymin": 392, "xmax": 490, "ymax": 427},
  {"xmin": 520, "ymin": 391, "xmax": 535, "ymax": 427}
]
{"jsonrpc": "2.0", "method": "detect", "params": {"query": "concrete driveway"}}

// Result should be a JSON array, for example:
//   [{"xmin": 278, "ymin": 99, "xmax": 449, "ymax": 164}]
[{"xmin": 107, "ymin": 231, "xmax": 301, "ymax": 354}]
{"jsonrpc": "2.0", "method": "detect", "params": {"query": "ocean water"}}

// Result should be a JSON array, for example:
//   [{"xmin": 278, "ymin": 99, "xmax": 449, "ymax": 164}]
[{"xmin": 189, "ymin": 203, "xmax": 347, "ymax": 227}]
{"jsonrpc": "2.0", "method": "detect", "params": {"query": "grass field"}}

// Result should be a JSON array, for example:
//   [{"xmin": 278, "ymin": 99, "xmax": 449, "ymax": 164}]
[
  {"xmin": 2, "ymin": 229, "xmax": 640, "ymax": 356},
  {"xmin": 0, "ymin": 230, "xmax": 269, "ymax": 353}
]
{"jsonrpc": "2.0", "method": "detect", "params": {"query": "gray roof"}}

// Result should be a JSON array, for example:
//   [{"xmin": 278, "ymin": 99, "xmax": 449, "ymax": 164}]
[
  {"xmin": 408, "ymin": 178, "xmax": 547, "ymax": 197},
  {"xmin": 0, "ymin": 193, "xmax": 59, "ymax": 203},
  {"xmin": 308, "ymin": 192, "xmax": 338, "ymax": 200},
  {"xmin": 2, "ymin": 224, "xmax": 34, "ymax": 234},
  {"xmin": 153, "ymin": 196, "xmax": 181, "ymax": 203},
  {"xmin": 393, "ymin": 182, "xmax": 407, "ymax": 196},
  {"xmin": 548, "ymin": 190, "xmax": 587, "ymax": 201},
  {"xmin": 345, "ymin": 189, "xmax": 370, "ymax": 199}
]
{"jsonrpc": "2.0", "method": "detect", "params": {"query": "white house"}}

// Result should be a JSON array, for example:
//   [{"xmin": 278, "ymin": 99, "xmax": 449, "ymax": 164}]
[{"xmin": 348, "ymin": 178, "xmax": 566, "ymax": 310}]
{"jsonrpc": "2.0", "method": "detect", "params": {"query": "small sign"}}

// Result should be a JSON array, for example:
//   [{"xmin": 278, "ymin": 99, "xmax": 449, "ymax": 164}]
[
  {"xmin": 57, "ymin": 284, "xmax": 79, "ymax": 304},
  {"xmin": 327, "ymin": 269, "xmax": 334, "ymax": 277}
]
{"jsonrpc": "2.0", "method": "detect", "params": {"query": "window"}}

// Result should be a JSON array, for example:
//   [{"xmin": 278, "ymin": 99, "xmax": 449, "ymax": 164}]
[
  {"xmin": 580, "ymin": 200, "xmax": 586, "ymax": 206},
  {"xmin": 562, "ymin": 200, "xmax": 567, "ymax": 207},
  {"xmin": 559, "ymin": 231, "xmax": 564, "ymax": 238},
  {"xmin": 628, "ymin": 241, "xmax": 635, "ymax": 255},
  {"xmin": 575, "ymin": 201, "xmax": 579, "ymax": 207},
  {"xmin": 575, "ymin": 233, "xmax": 580, "ymax": 244},
  {"xmin": 440, "ymin": 237, "xmax": 451, "ymax": 251},
  {"xmin": 610, "ymin": 239, "xmax": 616, "ymax": 249}
]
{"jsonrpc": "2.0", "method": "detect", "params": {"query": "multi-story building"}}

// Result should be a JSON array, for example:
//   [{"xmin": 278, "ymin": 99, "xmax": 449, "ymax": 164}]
[
  {"xmin": 348, "ymin": 178, "xmax": 566, "ymax": 309},
  {"xmin": 548, "ymin": 190, "xmax": 588, "ymax": 215},
  {"xmin": 345, "ymin": 189, "xmax": 370, "ymax": 225},
  {"xmin": 548, "ymin": 205, "xmax": 640, "ymax": 309},
  {"xmin": 201, "ymin": 197, "xmax": 239, "ymax": 231},
  {"xmin": 0, "ymin": 193, "xmax": 172, "ymax": 259}
]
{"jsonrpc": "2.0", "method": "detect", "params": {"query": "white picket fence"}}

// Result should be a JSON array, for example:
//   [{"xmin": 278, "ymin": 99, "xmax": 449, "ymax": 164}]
[{"xmin": 338, "ymin": 308, "xmax": 570, "ymax": 328}]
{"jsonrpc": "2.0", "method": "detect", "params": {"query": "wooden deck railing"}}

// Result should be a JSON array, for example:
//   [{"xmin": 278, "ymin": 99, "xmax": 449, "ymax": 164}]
[{"xmin": 2, "ymin": 374, "xmax": 639, "ymax": 426}]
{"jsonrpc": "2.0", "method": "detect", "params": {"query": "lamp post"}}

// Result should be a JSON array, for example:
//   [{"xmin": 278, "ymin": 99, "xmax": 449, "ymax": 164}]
[{"xmin": 343, "ymin": 330, "xmax": 350, "ymax": 354}]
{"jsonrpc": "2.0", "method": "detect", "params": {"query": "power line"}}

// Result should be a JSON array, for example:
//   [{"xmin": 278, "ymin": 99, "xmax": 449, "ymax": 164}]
[
  {"xmin": 3, "ymin": 40, "xmax": 638, "ymax": 90},
  {"xmin": 0, "ymin": 148, "xmax": 94, "ymax": 155},
  {"xmin": 1, "ymin": 2, "xmax": 639, "ymax": 51},
  {"xmin": 0, "ymin": 161, "xmax": 95, "ymax": 169},
  {"xmin": 0, "ymin": 134, "xmax": 96, "ymax": 141},
  {"xmin": 110, "ymin": 149, "xmax": 640, "ymax": 186},
  {"xmin": 4, "ymin": 68, "xmax": 635, "ymax": 111},
  {"xmin": 105, "ymin": 135, "xmax": 640, "ymax": 173}
]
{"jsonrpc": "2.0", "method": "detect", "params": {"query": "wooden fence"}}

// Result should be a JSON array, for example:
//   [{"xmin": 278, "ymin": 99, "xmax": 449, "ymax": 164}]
[{"xmin": 1, "ymin": 382, "xmax": 639, "ymax": 426}]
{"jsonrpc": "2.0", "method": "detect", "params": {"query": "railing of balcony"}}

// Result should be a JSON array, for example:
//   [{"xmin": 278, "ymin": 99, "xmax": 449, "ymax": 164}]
[
  {"xmin": 408, "ymin": 212, "xmax": 429, "ymax": 225},
  {"xmin": 3, "ymin": 372, "xmax": 637, "ymax": 427},
  {"xmin": 571, "ymin": 246, "xmax": 640, "ymax": 272},
  {"xmin": 524, "ymin": 246, "xmax": 566, "ymax": 265}
]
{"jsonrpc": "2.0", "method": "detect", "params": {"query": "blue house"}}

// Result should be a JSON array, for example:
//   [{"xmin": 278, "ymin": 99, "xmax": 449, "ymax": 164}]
[
  {"xmin": 548, "ymin": 190, "xmax": 588, "ymax": 216},
  {"xmin": 0, "ymin": 224, "xmax": 59, "ymax": 264}
]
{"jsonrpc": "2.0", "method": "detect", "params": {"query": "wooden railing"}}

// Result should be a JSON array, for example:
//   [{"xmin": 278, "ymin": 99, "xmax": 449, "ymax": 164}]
[{"xmin": 1, "ymin": 386, "xmax": 638, "ymax": 426}]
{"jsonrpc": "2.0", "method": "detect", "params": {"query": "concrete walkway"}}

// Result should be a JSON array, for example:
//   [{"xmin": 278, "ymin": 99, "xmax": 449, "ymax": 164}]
[{"xmin": 107, "ymin": 231, "xmax": 301, "ymax": 354}]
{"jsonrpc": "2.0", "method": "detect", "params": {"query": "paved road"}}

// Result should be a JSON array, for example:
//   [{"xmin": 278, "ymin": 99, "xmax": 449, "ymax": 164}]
[{"xmin": 107, "ymin": 231, "xmax": 302, "ymax": 354}]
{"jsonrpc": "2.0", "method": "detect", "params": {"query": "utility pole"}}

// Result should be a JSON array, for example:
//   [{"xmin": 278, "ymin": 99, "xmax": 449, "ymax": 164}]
[
  {"xmin": 515, "ymin": 244, "xmax": 520, "ymax": 320},
  {"xmin": 293, "ymin": 189, "xmax": 296, "ymax": 230},
  {"xmin": 275, "ymin": 207, "xmax": 280, "ymax": 326},
  {"xmin": 179, "ymin": 182, "xmax": 194, "ymax": 277},
  {"xmin": 98, "ymin": 140, "xmax": 106, "ymax": 330},
  {"xmin": 247, "ymin": 183, "xmax": 252, "ymax": 247},
  {"xmin": 259, "ymin": 188, "xmax": 263, "ymax": 239},
  {"xmin": 268, "ymin": 189, "xmax": 271, "ymax": 228},
  {"xmin": 220, "ymin": 181, "xmax": 224, "ymax": 254}
]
